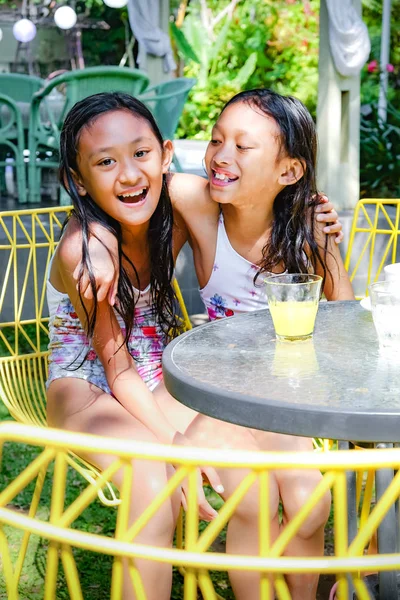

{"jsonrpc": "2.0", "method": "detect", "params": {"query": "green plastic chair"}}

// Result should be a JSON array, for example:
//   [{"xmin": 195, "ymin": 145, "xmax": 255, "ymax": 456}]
[
  {"xmin": 0, "ymin": 73, "xmax": 45, "ymax": 103},
  {"xmin": 0, "ymin": 75, "xmax": 44, "ymax": 204},
  {"xmin": 138, "ymin": 77, "xmax": 196, "ymax": 172},
  {"xmin": 27, "ymin": 66, "xmax": 150, "ymax": 203},
  {"xmin": 0, "ymin": 94, "xmax": 27, "ymax": 204}
]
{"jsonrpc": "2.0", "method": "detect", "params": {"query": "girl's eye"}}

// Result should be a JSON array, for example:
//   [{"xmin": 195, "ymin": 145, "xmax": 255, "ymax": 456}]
[
  {"xmin": 237, "ymin": 145, "xmax": 251, "ymax": 150},
  {"xmin": 135, "ymin": 150, "xmax": 149, "ymax": 158},
  {"xmin": 98, "ymin": 158, "xmax": 114, "ymax": 166},
  {"xmin": 210, "ymin": 139, "xmax": 221, "ymax": 145}
]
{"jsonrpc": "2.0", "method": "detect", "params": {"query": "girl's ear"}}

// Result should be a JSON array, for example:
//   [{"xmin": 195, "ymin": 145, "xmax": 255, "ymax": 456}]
[
  {"xmin": 69, "ymin": 169, "xmax": 87, "ymax": 196},
  {"xmin": 162, "ymin": 139, "xmax": 174, "ymax": 174},
  {"xmin": 278, "ymin": 158, "xmax": 305, "ymax": 186}
]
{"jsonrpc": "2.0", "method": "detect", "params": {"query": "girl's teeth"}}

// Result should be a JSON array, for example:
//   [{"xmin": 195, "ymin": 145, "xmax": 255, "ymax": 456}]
[
  {"xmin": 122, "ymin": 188, "xmax": 145, "ymax": 198},
  {"xmin": 215, "ymin": 172, "xmax": 229, "ymax": 181}
]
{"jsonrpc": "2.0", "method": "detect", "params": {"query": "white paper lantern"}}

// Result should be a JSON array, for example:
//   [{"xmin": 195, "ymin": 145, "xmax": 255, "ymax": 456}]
[
  {"xmin": 54, "ymin": 6, "xmax": 77, "ymax": 30},
  {"xmin": 103, "ymin": 0, "xmax": 128, "ymax": 8},
  {"xmin": 13, "ymin": 19, "xmax": 37, "ymax": 43}
]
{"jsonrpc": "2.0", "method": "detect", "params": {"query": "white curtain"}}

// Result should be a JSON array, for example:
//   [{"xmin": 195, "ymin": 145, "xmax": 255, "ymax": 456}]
[
  {"xmin": 325, "ymin": 0, "xmax": 371, "ymax": 77},
  {"xmin": 127, "ymin": 0, "xmax": 176, "ymax": 73}
]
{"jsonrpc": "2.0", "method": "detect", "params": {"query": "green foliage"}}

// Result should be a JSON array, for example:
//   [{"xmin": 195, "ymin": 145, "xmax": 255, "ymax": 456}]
[
  {"xmin": 170, "ymin": 21, "xmax": 200, "ymax": 64},
  {"xmin": 360, "ymin": 0, "xmax": 400, "ymax": 105},
  {"xmin": 75, "ymin": 0, "xmax": 127, "ymax": 67},
  {"xmin": 360, "ymin": 101, "xmax": 400, "ymax": 198},
  {"xmin": 174, "ymin": 0, "xmax": 320, "ymax": 139}
]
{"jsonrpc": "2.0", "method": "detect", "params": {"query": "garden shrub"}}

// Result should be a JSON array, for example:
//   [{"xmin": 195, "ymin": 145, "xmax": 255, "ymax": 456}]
[{"xmin": 173, "ymin": 0, "xmax": 320, "ymax": 139}]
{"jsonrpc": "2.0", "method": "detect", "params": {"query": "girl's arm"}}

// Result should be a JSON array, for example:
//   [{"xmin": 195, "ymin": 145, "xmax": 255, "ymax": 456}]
[
  {"xmin": 57, "ymin": 238, "xmax": 178, "ymax": 444},
  {"xmin": 62, "ymin": 184, "xmax": 344, "ymax": 302},
  {"xmin": 313, "ymin": 221, "xmax": 355, "ymax": 301},
  {"xmin": 56, "ymin": 238, "xmax": 224, "ymax": 519}
]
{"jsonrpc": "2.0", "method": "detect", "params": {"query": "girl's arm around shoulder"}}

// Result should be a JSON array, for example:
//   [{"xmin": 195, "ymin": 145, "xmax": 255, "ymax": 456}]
[
  {"xmin": 313, "ymin": 220, "xmax": 355, "ymax": 301},
  {"xmin": 168, "ymin": 172, "xmax": 219, "ymax": 222},
  {"xmin": 56, "ymin": 239, "xmax": 177, "ymax": 445}
]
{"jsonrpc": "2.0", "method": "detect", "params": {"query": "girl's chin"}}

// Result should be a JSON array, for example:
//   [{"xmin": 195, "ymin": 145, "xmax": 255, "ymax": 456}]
[{"xmin": 209, "ymin": 189, "xmax": 233, "ymax": 203}]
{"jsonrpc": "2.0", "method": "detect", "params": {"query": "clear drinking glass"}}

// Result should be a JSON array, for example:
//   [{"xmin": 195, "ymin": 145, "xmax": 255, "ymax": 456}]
[
  {"xmin": 264, "ymin": 274, "xmax": 323, "ymax": 341},
  {"xmin": 369, "ymin": 280, "xmax": 400, "ymax": 352}
]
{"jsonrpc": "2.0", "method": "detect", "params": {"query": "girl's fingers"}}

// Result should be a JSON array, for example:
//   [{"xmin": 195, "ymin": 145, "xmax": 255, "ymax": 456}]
[
  {"xmin": 97, "ymin": 283, "xmax": 109, "ymax": 303},
  {"xmin": 83, "ymin": 283, "xmax": 94, "ymax": 300},
  {"xmin": 73, "ymin": 263, "xmax": 80, "ymax": 281},
  {"xmin": 201, "ymin": 466, "xmax": 224, "ymax": 495},
  {"xmin": 180, "ymin": 489, "xmax": 188, "ymax": 512},
  {"xmin": 197, "ymin": 485, "xmax": 218, "ymax": 521},
  {"xmin": 180, "ymin": 475, "xmax": 219, "ymax": 522},
  {"xmin": 315, "ymin": 201, "xmax": 334, "ymax": 213},
  {"xmin": 335, "ymin": 231, "xmax": 344, "ymax": 244},
  {"xmin": 316, "ymin": 208, "xmax": 338, "ymax": 222},
  {"xmin": 312, "ymin": 193, "xmax": 328, "ymax": 206},
  {"xmin": 109, "ymin": 278, "xmax": 119, "ymax": 306},
  {"xmin": 323, "ymin": 220, "xmax": 342, "ymax": 234},
  {"xmin": 76, "ymin": 272, "xmax": 89, "ymax": 292}
]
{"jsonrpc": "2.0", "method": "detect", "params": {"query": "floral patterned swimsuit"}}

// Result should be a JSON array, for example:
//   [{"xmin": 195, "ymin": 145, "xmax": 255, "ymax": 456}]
[
  {"xmin": 46, "ymin": 280, "xmax": 167, "ymax": 393},
  {"xmin": 199, "ymin": 213, "xmax": 273, "ymax": 321}
]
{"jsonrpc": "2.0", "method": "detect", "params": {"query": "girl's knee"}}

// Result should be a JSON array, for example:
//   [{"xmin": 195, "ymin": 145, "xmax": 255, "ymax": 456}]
[
  {"xmin": 126, "ymin": 461, "xmax": 180, "ymax": 541},
  {"xmin": 225, "ymin": 472, "xmax": 280, "ymax": 525},
  {"xmin": 283, "ymin": 484, "xmax": 331, "ymax": 539}
]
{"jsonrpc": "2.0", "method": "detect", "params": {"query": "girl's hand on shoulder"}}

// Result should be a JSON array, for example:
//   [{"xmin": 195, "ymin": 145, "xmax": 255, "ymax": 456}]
[
  {"xmin": 314, "ymin": 194, "xmax": 344, "ymax": 244},
  {"xmin": 312, "ymin": 202, "xmax": 355, "ymax": 301},
  {"xmin": 173, "ymin": 432, "xmax": 224, "ymax": 522},
  {"xmin": 67, "ymin": 221, "xmax": 120, "ymax": 305}
]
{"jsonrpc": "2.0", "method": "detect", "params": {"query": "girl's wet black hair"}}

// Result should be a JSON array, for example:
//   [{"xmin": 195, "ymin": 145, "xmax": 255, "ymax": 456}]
[
  {"xmin": 59, "ymin": 91, "xmax": 178, "ymax": 350},
  {"xmin": 221, "ymin": 89, "xmax": 332, "ymax": 288}
]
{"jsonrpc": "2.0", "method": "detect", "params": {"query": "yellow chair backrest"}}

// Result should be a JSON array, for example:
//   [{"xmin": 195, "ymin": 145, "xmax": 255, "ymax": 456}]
[
  {"xmin": 0, "ymin": 206, "xmax": 190, "ymax": 420},
  {"xmin": 1, "ymin": 421, "xmax": 400, "ymax": 600},
  {"xmin": 0, "ymin": 207, "xmax": 69, "ymax": 426},
  {"xmin": 0, "ymin": 206, "xmax": 191, "ymax": 504},
  {"xmin": 344, "ymin": 198, "xmax": 400, "ymax": 299}
]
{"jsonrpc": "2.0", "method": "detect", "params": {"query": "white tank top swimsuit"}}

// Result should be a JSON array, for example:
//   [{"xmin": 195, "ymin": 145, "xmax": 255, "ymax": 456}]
[
  {"xmin": 46, "ymin": 278, "xmax": 167, "ymax": 393},
  {"xmin": 199, "ymin": 213, "xmax": 276, "ymax": 320}
]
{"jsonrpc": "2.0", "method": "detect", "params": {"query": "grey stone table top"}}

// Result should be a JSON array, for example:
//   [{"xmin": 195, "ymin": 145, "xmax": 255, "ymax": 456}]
[{"xmin": 163, "ymin": 301, "xmax": 400, "ymax": 442}]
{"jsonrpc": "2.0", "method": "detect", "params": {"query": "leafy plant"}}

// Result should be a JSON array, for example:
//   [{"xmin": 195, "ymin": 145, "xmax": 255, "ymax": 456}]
[
  {"xmin": 360, "ymin": 101, "xmax": 400, "ymax": 198},
  {"xmin": 172, "ymin": 0, "xmax": 320, "ymax": 139}
]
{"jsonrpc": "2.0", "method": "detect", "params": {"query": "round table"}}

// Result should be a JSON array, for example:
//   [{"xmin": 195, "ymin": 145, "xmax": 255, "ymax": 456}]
[
  {"xmin": 163, "ymin": 301, "xmax": 400, "ymax": 443},
  {"xmin": 163, "ymin": 300, "xmax": 400, "ymax": 598}
]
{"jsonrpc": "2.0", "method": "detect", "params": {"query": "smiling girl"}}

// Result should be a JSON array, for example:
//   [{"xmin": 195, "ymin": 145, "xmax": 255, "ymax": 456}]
[{"xmin": 45, "ymin": 92, "xmax": 223, "ymax": 600}]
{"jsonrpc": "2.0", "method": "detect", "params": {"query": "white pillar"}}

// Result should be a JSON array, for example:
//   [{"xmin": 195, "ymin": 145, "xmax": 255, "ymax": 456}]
[
  {"xmin": 145, "ymin": 0, "xmax": 172, "ymax": 85},
  {"xmin": 316, "ymin": 0, "xmax": 361, "ymax": 211},
  {"xmin": 378, "ymin": 0, "xmax": 392, "ymax": 122}
]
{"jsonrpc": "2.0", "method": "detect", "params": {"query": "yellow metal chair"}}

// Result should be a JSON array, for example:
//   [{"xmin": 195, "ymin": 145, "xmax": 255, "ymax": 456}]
[
  {"xmin": 2, "ymin": 421, "xmax": 400, "ymax": 600},
  {"xmin": 343, "ymin": 198, "xmax": 400, "ymax": 554},
  {"xmin": 344, "ymin": 198, "xmax": 400, "ymax": 299},
  {"xmin": 0, "ymin": 206, "xmax": 191, "ymax": 582}
]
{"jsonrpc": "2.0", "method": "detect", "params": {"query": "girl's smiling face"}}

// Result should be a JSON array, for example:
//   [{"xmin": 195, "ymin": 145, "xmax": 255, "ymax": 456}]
[
  {"xmin": 73, "ymin": 109, "xmax": 172, "ymax": 233},
  {"xmin": 205, "ymin": 101, "xmax": 292, "ymax": 207}
]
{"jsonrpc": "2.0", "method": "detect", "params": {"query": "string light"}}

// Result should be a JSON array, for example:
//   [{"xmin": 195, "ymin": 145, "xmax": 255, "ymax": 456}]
[
  {"xmin": 54, "ymin": 5, "xmax": 77, "ymax": 30},
  {"xmin": 103, "ymin": 0, "xmax": 128, "ymax": 8},
  {"xmin": 13, "ymin": 19, "xmax": 37, "ymax": 43}
]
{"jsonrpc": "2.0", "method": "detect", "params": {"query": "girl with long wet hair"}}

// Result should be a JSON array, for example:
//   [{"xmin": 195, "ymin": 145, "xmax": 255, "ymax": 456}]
[{"xmin": 46, "ymin": 92, "xmax": 222, "ymax": 600}]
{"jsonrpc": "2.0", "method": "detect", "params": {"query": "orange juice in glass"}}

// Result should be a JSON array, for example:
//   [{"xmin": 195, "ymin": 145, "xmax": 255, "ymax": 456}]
[{"xmin": 265, "ymin": 274, "xmax": 322, "ymax": 341}]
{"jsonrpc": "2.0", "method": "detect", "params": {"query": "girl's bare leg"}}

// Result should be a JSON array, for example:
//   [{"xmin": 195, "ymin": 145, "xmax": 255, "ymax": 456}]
[
  {"xmin": 153, "ymin": 382, "xmax": 198, "ymax": 433},
  {"xmin": 184, "ymin": 414, "xmax": 281, "ymax": 600},
  {"xmin": 253, "ymin": 431, "xmax": 331, "ymax": 600},
  {"xmin": 47, "ymin": 379, "xmax": 180, "ymax": 600}
]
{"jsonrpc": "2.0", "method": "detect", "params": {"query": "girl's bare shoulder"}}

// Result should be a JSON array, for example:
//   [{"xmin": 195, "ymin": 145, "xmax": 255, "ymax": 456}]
[{"xmin": 167, "ymin": 172, "xmax": 218, "ymax": 218}]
